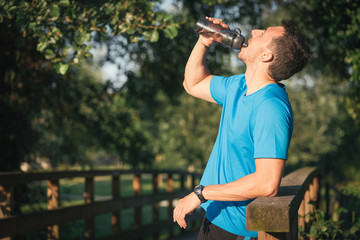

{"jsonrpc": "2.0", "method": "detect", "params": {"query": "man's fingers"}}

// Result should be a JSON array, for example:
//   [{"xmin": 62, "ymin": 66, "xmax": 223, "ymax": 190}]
[
  {"xmin": 173, "ymin": 206, "xmax": 187, "ymax": 228},
  {"xmin": 178, "ymin": 214, "xmax": 187, "ymax": 229},
  {"xmin": 205, "ymin": 16, "xmax": 229, "ymax": 29}
]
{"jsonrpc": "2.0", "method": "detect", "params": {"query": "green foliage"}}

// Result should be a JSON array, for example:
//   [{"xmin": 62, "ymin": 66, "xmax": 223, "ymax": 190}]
[
  {"xmin": 299, "ymin": 208, "xmax": 343, "ymax": 240},
  {"xmin": 119, "ymin": 1, "xmax": 260, "ymax": 170},
  {"xmin": 0, "ymin": 0, "xmax": 178, "ymax": 171},
  {"xmin": 1, "ymin": 0, "xmax": 360, "ymax": 175},
  {"xmin": 299, "ymin": 185, "xmax": 360, "ymax": 240},
  {"xmin": 30, "ymin": 63, "xmax": 153, "ymax": 168},
  {"xmin": 0, "ymin": 0, "xmax": 179, "ymax": 74},
  {"xmin": 265, "ymin": 0, "xmax": 360, "ymax": 123},
  {"xmin": 149, "ymin": 92, "xmax": 221, "ymax": 170}
]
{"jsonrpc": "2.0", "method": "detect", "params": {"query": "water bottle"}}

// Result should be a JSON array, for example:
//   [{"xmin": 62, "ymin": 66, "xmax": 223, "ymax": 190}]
[{"xmin": 194, "ymin": 17, "xmax": 247, "ymax": 49}]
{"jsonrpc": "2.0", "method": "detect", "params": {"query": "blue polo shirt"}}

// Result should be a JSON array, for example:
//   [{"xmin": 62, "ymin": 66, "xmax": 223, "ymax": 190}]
[{"xmin": 199, "ymin": 74, "xmax": 293, "ymax": 237}]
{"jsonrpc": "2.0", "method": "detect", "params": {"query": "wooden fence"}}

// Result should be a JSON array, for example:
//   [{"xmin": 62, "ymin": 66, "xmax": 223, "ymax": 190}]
[
  {"xmin": 2, "ymin": 167, "xmax": 346, "ymax": 240},
  {"xmin": 0, "ymin": 170, "xmax": 202, "ymax": 240},
  {"xmin": 247, "ymin": 167, "xmax": 319, "ymax": 240}
]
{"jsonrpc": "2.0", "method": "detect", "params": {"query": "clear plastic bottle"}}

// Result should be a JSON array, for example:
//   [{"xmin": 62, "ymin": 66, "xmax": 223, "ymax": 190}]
[{"xmin": 194, "ymin": 17, "xmax": 247, "ymax": 49}]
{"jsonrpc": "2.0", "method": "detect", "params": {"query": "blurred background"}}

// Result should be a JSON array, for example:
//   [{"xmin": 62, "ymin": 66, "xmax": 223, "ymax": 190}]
[{"xmin": 1, "ymin": 0, "xmax": 360, "ymax": 239}]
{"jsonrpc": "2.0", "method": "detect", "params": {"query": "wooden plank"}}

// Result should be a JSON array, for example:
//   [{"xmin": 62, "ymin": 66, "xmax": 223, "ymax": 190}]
[
  {"xmin": 111, "ymin": 175, "xmax": 120, "ymax": 234},
  {"xmin": 298, "ymin": 199, "xmax": 305, "ymax": 230},
  {"xmin": 133, "ymin": 174, "xmax": 141, "ymax": 229},
  {"xmin": 101, "ymin": 208, "xmax": 204, "ymax": 240},
  {"xmin": 0, "ymin": 184, "xmax": 13, "ymax": 240},
  {"xmin": 0, "ymin": 170, "xmax": 202, "ymax": 185},
  {"xmin": 47, "ymin": 180, "xmax": 60, "ymax": 240},
  {"xmin": 0, "ymin": 185, "xmax": 13, "ymax": 218},
  {"xmin": 247, "ymin": 167, "xmax": 317, "ymax": 233},
  {"xmin": 304, "ymin": 189, "xmax": 311, "ymax": 224},
  {"xmin": 152, "ymin": 173, "xmax": 159, "ymax": 240},
  {"xmin": 167, "ymin": 173, "xmax": 174, "ymax": 238},
  {"xmin": 84, "ymin": 177, "xmax": 94, "ymax": 239},
  {"xmin": 0, "ymin": 190, "xmax": 192, "ymax": 238}
]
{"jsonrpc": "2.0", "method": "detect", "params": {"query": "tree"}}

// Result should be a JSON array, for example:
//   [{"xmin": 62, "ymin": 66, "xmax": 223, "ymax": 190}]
[
  {"xmin": 120, "ymin": 0, "xmax": 360, "ymax": 181},
  {"xmin": 119, "ymin": 0, "xmax": 264, "ymax": 170},
  {"xmin": 261, "ymin": 0, "xmax": 360, "ymax": 182},
  {"xmin": 0, "ymin": 0, "xmax": 179, "ymax": 171},
  {"xmin": 264, "ymin": 0, "xmax": 360, "ymax": 121},
  {"xmin": 31, "ymin": 63, "xmax": 154, "ymax": 169}
]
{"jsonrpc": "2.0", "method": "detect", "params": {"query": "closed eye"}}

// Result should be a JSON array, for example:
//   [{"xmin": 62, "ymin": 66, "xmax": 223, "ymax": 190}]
[{"xmin": 262, "ymin": 28, "xmax": 268, "ymax": 36}]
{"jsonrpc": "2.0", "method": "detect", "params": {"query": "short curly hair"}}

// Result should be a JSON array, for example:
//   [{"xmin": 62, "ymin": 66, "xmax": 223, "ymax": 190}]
[{"xmin": 267, "ymin": 20, "xmax": 311, "ymax": 81}]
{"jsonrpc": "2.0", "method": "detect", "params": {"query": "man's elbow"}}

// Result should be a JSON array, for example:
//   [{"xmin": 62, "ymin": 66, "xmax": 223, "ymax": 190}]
[
  {"xmin": 261, "ymin": 183, "xmax": 280, "ymax": 197},
  {"xmin": 183, "ymin": 80, "xmax": 192, "ymax": 95}
]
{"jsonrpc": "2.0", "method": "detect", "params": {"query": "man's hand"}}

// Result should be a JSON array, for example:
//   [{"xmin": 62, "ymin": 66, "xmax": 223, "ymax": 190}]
[
  {"xmin": 199, "ymin": 17, "xmax": 229, "ymax": 48},
  {"xmin": 173, "ymin": 192, "xmax": 201, "ymax": 229}
]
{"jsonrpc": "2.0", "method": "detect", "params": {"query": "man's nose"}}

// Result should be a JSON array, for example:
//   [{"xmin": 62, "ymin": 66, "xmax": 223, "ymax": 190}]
[{"xmin": 251, "ymin": 29, "xmax": 262, "ymax": 37}]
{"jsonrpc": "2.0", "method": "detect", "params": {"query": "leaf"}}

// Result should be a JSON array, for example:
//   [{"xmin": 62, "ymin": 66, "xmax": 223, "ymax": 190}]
[
  {"xmin": 75, "ymin": 31, "xmax": 91, "ymax": 44},
  {"xmin": 44, "ymin": 49, "xmax": 55, "ymax": 60},
  {"xmin": 55, "ymin": 62, "xmax": 69, "ymax": 75},
  {"xmin": 49, "ymin": 5, "xmax": 60, "ymax": 21},
  {"xmin": 164, "ymin": 25, "xmax": 178, "ymax": 39},
  {"xmin": 163, "ymin": 14, "xmax": 173, "ymax": 22},
  {"xmin": 59, "ymin": 0, "xmax": 70, "ymax": 7},
  {"xmin": 36, "ymin": 37, "xmax": 48, "ymax": 52},
  {"xmin": 143, "ymin": 30, "xmax": 159, "ymax": 42},
  {"xmin": 310, "ymin": 224, "xmax": 318, "ymax": 237}
]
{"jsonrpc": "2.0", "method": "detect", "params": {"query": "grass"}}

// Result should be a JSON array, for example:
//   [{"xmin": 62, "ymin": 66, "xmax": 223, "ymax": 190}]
[{"xmin": 19, "ymin": 173, "xmax": 199, "ymax": 239}]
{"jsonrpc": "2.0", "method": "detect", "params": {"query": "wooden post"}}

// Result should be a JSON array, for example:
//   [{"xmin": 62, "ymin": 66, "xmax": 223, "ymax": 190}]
[
  {"xmin": 133, "ymin": 174, "xmax": 141, "ymax": 228},
  {"xmin": 180, "ymin": 174, "xmax": 185, "ymax": 191},
  {"xmin": 84, "ymin": 177, "xmax": 94, "ymax": 239},
  {"xmin": 167, "ymin": 173, "xmax": 174, "ymax": 238},
  {"xmin": 298, "ymin": 198, "xmax": 305, "ymax": 231},
  {"xmin": 191, "ymin": 174, "xmax": 196, "ymax": 189},
  {"xmin": 153, "ymin": 173, "xmax": 159, "ymax": 240},
  {"xmin": 179, "ymin": 174, "xmax": 186, "ymax": 234},
  {"xmin": 112, "ymin": 175, "xmax": 121, "ymax": 234},
  {"xmin": 325, "ymin": 182, "xmax": 330, "ymax": 219},
  {"xmin": 308, "ymin": 177, "xmax": 319, "ymax": 240},
  {"xmin": 189, "ymin": 174, "xmax": 197, "ymax": 231},
  {"xmin": 304, "ymin": 189, "xmax": 311, "ymax": 224},
  {"xmin": 47, "ymin": 180, "xmax": 60, "ymax": 240},
  {"xmin": 0, "ymin": 184, "xmax": 13, "ymax": 240}
]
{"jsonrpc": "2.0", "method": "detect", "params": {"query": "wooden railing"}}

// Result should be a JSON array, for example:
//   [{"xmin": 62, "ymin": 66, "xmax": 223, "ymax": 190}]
[
  {"xmin": 0, "ymin": 169, "xmax": 203, "ymax": 240},
  {"xmin": 247, "ymin": 167, "xmax": 319, "ymax": 240}
]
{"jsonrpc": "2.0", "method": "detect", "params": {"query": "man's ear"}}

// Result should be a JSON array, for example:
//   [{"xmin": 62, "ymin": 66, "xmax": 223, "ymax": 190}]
[{"xmin": 260, "ymin": 51, "xmax": 273, "ymax": 62}]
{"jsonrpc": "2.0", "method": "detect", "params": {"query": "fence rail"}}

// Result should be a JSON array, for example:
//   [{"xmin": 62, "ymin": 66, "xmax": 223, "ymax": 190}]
[
  {"xmin": 0, "ymin": 169, "xmax": 202, "ymax": 240},
  {"xmin": 247, "ymin": 167, "xmax": 319, "ymax": 240},
  {"xmin": 2, "ymin": 167, "xmax": 339, "ymax": 240}
]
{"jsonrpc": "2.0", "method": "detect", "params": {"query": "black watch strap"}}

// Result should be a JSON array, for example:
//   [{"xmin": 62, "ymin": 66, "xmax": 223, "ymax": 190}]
[{"xmin": 194, "ymin": 185, "xmax": 207, "ymax": 203}]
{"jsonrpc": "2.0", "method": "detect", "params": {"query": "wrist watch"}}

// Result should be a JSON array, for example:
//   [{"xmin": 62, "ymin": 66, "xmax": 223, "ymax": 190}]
[{"xmin": 194, "ymin": 185, "xmax": 207, "ymax": 203}]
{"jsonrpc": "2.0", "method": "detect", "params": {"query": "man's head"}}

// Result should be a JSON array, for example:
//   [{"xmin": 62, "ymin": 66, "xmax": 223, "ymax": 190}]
[
  {"xmin": 239, "ymin": 20, "xmax": 310, "ymax": 81},
  {"xmin": 267, "ymin": 20, "xmax": 311, "ymax": 81}
]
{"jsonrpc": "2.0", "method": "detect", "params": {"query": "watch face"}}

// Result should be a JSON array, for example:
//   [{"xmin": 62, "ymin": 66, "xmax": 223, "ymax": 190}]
[{"xmin": 194, "ymin": 185, "xmax": 202, "ymax": 192}]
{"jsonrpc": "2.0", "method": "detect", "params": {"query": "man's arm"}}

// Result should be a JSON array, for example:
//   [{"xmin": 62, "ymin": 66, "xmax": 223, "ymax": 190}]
[
  {"xmin": 173, "ymin": 158, "xmax": 285, "ymax": 229},
  {"xmin": 183, "ymin": 18, "xmax": 228, "ymax": 102},
  {"xmin": 201, "ymin": 158, "xmax": 285, "ymax": 200},
  {"xmin": 183, "ymin": 39, "xmax": 215, "ymax": 102}
]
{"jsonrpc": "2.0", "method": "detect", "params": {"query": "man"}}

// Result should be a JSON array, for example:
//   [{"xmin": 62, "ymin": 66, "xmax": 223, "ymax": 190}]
[{"xmin": 173, "ymin": 17, "xmax": 310, "ymax": 240}]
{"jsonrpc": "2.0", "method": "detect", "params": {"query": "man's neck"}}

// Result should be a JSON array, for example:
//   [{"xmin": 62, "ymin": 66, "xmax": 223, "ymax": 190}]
[{"xmin": 244, "ymin": 66, "xmax": 276, "ymax": 96}]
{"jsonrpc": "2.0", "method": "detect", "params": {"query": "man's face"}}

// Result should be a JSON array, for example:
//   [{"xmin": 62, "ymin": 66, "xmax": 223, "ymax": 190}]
[{"xmin": 238, "ymin": 26, "xmax": 285, "ymax": 64}]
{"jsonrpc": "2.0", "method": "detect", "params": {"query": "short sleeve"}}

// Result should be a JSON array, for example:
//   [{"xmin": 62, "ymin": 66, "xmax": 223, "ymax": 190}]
[
  {"xmin": 253, "ymin": 98, "xmax": 293, "ymax": 159},
  {"xmin": 210, "ymin": 74, "xmax": 245, "ymax": 106}
]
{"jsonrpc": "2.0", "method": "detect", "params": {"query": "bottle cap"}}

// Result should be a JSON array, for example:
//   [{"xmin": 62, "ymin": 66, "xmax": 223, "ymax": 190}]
[{"xmin": 232, "ymin": 28, "xmax": 246, "ymax": 49}]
